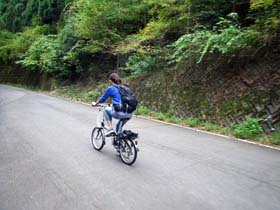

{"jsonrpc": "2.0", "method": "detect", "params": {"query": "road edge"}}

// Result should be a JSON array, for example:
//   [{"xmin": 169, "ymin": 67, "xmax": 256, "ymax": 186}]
[
  {"xmin": 2, "ymin": 84, "xmax": 278, "ymax": 151},
  {"xmin": 48, "ymin": 93, "xmax": 280, "ymax": 152}
]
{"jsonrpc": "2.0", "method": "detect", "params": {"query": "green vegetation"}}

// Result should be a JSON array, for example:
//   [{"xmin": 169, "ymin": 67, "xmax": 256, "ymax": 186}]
[
  {"xmin": 0, "ymin": 0, "xmax": 72, "ymax": 32},
  {"xmin": 172, "ymin": 13, "xmax": 261, "ymax": 63},
  {"xmin": 233, "ymin": 117, "xmax": 263, "ymax": 139},
  {"xmin": 184, "ymin": 118, "xmax": 200, "ymax": 127},
  {"xmin": 1, "ymin": 0, "xmax": 279, "ymax": 78},
  {"xmin": 72, "ymin": 0, "xmax": 148, "ymax": 50},
  {"xmin": 0, "ymin": 25, "xmax": 49, "ymax": 63},
  {"xmin": 256, "ymin": 125, "xmax": 280, "ymax": 146},
  {"xmin": 52, "ymin": 85, "xmax": 102, "ymax": 103},
  {"xmin": 16, "ymin": 35, "xmax": 60, "ymax": 71},
  {"xmin": 268, "ymin": 127, "xmax": 280, "ymax": 145},
  {"xmin": 125, "ymin": 48, "xmax": 170, "ymax": 75},
  {"xmin": 200, "ymin": 123, "xmax": 231, "ymax": 135}
]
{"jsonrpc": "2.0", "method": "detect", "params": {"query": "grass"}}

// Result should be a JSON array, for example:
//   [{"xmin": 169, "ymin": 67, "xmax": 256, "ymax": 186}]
[
  {"xmin": 136, "ymin": 105, "xmax": 232, "ymax": 135},
  {"xmin": 51, "ymin": 85, "xmax": 101, "ymax": 103},
  {"xmin": 135, "ymin": 105, "xmax": 279, "ymax": 147},
  {"xmin": 269, "ymin": 129, "xmax": 280, "ymax": 145},
  {"xmin": 200, "ymin": 122, "xmax": 232, "ymax": 136},
  {"xmin": 263, "ymin": 126, "xmax": 280, "ymax": 145},
  {"xmin": 184, "ymin": 118, "xmax": 200, "ymax": 127}
]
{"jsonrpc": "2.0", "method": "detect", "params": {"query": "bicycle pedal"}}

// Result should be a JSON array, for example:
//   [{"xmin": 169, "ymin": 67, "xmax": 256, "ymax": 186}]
[{"xmin": 106, "ymin": 131, "xmax": 116, "ymax": 137}]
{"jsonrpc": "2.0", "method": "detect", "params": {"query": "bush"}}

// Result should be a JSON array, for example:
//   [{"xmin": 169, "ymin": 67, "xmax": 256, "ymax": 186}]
[
  {"xmin": 201, "ymin": 122, "xmax": 220, "ymax": 132},
  {"xmin": 250, "ymin": 0, "xmax": 280, "ymax": 33},
  {"xmin": 125, "ymin": 48, "xmax": 169, "ymax": 75},
  {"xmin": 184, "ymin": 118, "xmax": 200, "ymax": 127},
  {"xmin": 136, "ymin": 106, "xmax": 152, "ymax": 115},
  {"xmin": 17, "ymin": 32, "xmax": 83, "ymax": 79},
  {"xmin": 16, "ymin": 35, "xmax": 61, "ymax": 72},
  {"xmin": 71, "ymin": 0, "xmax": 148, "ymax": 51},
  {"xmin": 233, "ymin": 117, "xmax": 263, "ymax": 139},
  {"xmin": 125, "ymin": 51, "xmax": 156, "ymax": 75},
  {"xmin": 172, "ymin": 13, "xmax": 261, "ymax": 63},
  {"xmin": 0, "ymin": 25, "xmax": 48, "ymax": 63}
]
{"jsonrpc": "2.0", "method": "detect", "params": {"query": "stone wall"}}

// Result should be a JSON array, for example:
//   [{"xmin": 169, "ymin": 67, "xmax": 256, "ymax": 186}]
[
  {"xmin": 0, "ymin": 65, "xmax": 56, "ymax": 90},
  {"xmin": 128, "ymin": 33, "xmax": 280, "ymax": 133}
]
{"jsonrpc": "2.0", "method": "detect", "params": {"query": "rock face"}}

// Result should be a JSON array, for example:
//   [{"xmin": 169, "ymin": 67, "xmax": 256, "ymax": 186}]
[{"xmin": 128, "ymin": 33, "xmax": 280, "ymax": 132}]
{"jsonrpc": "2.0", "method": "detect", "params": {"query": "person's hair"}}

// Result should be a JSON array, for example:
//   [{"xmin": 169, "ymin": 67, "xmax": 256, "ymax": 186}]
[{"xmin": 109, "ymin": 73, "xmax": 121, "ymax": 85}]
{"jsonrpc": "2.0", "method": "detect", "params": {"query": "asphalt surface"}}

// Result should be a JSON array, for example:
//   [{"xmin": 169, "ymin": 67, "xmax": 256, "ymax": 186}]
[{"xmin": 1, "ymin": 84, "xmax": 280, "ymax": 210}]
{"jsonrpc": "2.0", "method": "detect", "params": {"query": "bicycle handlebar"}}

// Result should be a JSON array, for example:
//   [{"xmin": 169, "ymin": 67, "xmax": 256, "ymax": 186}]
[{"xmin": 92, "ymin": 103, "xmax": 110, "ymax": 108}]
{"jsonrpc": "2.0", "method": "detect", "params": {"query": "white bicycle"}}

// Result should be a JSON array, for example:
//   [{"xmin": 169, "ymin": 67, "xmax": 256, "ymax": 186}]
[{"xmin": 91, "ymin": 104, "xmax": 139, "ymax": 165}]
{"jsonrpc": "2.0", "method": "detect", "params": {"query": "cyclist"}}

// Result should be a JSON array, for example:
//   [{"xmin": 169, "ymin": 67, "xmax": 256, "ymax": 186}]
[{"xmin": 92, "ymin": 73, "xmax": 132, "ymax": 137}]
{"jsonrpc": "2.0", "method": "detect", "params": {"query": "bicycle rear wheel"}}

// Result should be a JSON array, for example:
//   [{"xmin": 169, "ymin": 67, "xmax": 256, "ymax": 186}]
[
  {"xmin": 91, "ymin": 127, "xmax": 105, "ymax": 151},
  {"xmin": 119, "ymin": 139, "xmax": 137, "ymax": 165}
]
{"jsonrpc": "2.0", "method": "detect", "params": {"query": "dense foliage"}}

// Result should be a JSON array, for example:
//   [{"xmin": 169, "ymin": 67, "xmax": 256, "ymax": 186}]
[
  {"xmin": 0, "ymin": 0, "xmax": 72, "ymax": 32},
  {"xmin": 172, "ymin": 13, "xmax": 261, "ymax": 63},
  {"xmin": 0, "ymin": 0, "xmax": 279, "ymax": 78},
  {"xmin": 0, "ymin": 25, "xmax": 49, "ymax": 63}
]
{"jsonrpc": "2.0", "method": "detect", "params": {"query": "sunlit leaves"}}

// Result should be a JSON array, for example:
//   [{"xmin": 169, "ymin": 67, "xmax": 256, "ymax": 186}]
[
  {"xmin": 250, "ymin": 0, "xmax": 275, "ymax": 10},
  {"xmin": 17, "ymin": 35, "xmax": 60, "ymax": 72},
  {"xmin": 0, "ymin": 25, "xmax": 48, "ymax": 63},
  {"xmin": 172, "ymin": 13, "xmax": 261, "ymax": 63}
]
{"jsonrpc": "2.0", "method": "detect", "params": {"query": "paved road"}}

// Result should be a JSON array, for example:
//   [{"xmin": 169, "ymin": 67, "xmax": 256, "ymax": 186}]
[{"xmin": 0, "ymin": 84, "xmax": 280, "ymax": 210}]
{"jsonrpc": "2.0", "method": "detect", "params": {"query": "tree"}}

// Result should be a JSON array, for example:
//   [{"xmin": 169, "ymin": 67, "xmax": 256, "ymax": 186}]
[{"xmin": 0, "ymin": 0, "xmax": 73, "ymax": 32}]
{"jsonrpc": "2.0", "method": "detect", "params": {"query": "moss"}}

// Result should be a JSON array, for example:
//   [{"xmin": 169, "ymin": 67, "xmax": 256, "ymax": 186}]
[
  {"xmin": 176, "ymin": 87, "xmax": 213, "ymax": 119},
  {"xmin": 129, "ymin": 69, "xmax": 215, "ymax": 121},
  {"xmin": 218, "ymin": 95, "xmax": 256, "ymax": 122}
]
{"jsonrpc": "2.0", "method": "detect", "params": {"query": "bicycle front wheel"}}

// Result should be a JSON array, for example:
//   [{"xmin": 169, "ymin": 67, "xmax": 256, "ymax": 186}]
[
  {"xmin": 91, "ymin": 127, "xmax": 105, "ymax": 151},
  {"xmin": 119, "ymin": 139, "xmax": 137, "ymax": 165}
]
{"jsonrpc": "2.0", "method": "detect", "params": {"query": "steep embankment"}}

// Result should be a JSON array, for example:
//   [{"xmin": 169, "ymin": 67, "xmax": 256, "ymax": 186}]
[
  {"xmin": 0, "ymin": 65, "xmax": 56, "ymax": 90},
  {"xmin": 128, "ymin": 33, "xmax": 280, "ymax": 133},
  {"xmin": 1, "ymin": 34, "xmax": 279, "ymax": 134}
]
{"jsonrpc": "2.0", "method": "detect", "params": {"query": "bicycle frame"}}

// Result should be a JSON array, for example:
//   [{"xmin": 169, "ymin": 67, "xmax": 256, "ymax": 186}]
[
  {"xmin": 96, "ymin": 105, "xmax": 110, "ymax": 131},
  {"xmin": 91, "ymin": 104, "xmax": 139, "ymax": 165},
  {"xmin": 95, "ymin": 104, "xmax": 130, "ymax": 134}
]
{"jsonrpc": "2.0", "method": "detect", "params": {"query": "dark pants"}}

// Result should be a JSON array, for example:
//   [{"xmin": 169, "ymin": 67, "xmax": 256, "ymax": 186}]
[
  {"xmin": 116, "ymin": 118, "xmax": 130, "ymax": 134},
  {"xmin": 104, "ymin": 107, "xmax": 132, "ymax": 134}
]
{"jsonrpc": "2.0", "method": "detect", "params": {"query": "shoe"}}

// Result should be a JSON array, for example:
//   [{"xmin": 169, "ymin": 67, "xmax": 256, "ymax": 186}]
[
  {"xmin": 105, "ymin": 129, "xmax": 115, "ymax": 137},
  {"xmin": 112, "ymin": 139, "xmax": 118, "ymax": 146},
  {"xmin": 115, "ymin": 149, "xmax": 120, "ymax": 156}
]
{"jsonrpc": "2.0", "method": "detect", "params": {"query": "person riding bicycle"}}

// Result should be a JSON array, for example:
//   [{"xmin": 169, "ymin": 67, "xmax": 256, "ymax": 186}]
[{"xmin": 92, "ymin": 73, "xmax": 132, "ymax": 137}]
